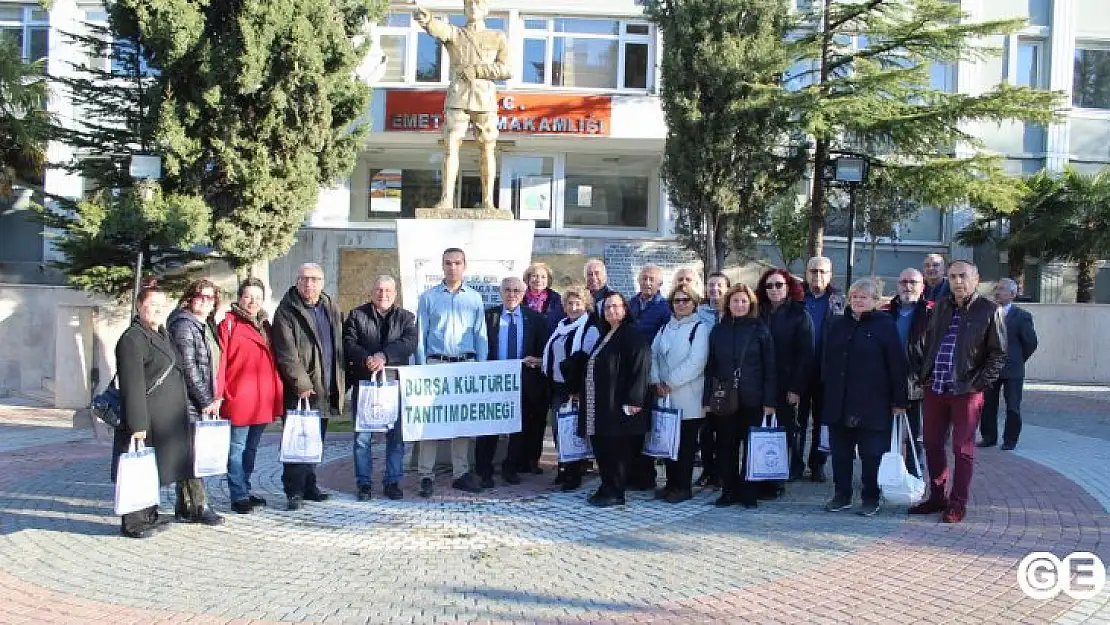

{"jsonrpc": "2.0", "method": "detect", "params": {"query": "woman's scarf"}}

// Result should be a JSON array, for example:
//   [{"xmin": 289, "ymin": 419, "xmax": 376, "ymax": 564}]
[
  {"xmin": 228, "ymin": 303, "xmax": 270, "ymax": 344},
  {"xmin": 525, "ymin": 288, "xmax": 549, "ymax": 313},
  {"xmin": 541, "ymin": 313, "xmax": 589, "ymax": 378}
]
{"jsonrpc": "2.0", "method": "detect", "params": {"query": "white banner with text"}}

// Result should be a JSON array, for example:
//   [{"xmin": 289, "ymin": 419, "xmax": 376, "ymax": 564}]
[{"xmin": 398, "ymin": 360, "xmax": 523, "ymax": 441}]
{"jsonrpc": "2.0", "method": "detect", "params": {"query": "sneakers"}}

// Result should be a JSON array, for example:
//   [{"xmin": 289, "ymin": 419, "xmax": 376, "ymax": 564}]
[
  {"xmin": 231, "ymin": 500, "xmax": 254, "ymax": 514},
  {"xmin": 303, "ymin": 490, "xmax": 330, "ymax": 502},
  {"xmin": 248, "ymin": 494, "xmax": 268, "ymax": 508},
  {"xmin": 857, "ymin": 499, "xmax": 882, "ymax": 517},
  {"xmin": 419, "ymin": 478, "xmax": 434, "ymax": 498},
  {"xmin": 824, "ymin": 495, "xmax": 852, "ymax": 512},
  {"xmin": 357, "ymin": 485, "xmax": 372, "ymax": 502},
  {"xmin": 286, "ymin": 495, "xmax": 303, "ymax": 511},
  {"xmin": 383, "ymin": 483, "xmax": 403, "ymax": 500},
  {"xmin": 453, "ymin": 472, "xmax": 482, "ymax": 493}
]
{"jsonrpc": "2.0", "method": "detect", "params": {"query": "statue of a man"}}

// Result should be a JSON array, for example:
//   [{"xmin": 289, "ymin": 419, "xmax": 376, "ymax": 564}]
[{"xmin": 413, "ymin": 0, "xmax": 511, "ymax": 210}]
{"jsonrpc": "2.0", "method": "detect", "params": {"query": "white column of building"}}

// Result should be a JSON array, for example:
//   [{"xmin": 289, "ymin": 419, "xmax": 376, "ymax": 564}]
[{"xmin": 1045, "ymin": 0, "xmax": 1077, "ymax": 172}]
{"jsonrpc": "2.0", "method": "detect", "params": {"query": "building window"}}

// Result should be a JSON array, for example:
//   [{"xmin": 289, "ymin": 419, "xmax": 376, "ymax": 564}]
[
  {"xmin": 521, "ymin": 17, "xmax": 653, "ymax": 91},
  {"xmin": 350, "ymin": 148, "xmax": 500, "ymax": 220},
  {"xmin": 1011, "ymin": 39, "xmax": 1046, "ymax": 88},
  {"xmin": 1027, "ymin": 0, "xmax": 1051, "ymax": 27},
  {"xmin": 929, "ymin": 62, "xmax": 956, "ymax": 92},
  {"xmin": 0, "ymin": 3, "xmax": 48, "ymax": 63},
  {"xmin": 1073, "ymin": 46, "xmax": 1110, "ymax": 110},
  {"xmin": 377, "ymin": 11, "xmax": 506, "ymax": 85},
  {"xmin": 563, "ymin": 153, "xmax": 655, "ymax": 229}
]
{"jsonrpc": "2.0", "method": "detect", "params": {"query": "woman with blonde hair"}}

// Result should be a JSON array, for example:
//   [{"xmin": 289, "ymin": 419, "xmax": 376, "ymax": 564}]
[{"xmin": 524, "ymin": 261, "xmax": 565, "ymax": 334}]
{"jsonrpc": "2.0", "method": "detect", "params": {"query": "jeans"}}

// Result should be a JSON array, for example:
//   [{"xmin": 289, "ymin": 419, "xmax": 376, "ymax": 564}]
[
  {"xmin": 354, "ymin": 416, "xmax": 405, "ymax": 487},
  {"xmin": 829, "ymin": 424, "xmax": 888, "ymax": 502},
  {"xmin": 228, "ymin": 424, "xmax": 267, "ymax": 503},
  {"xmin": 922, "ymin": 388, "xmax": 985, "ymax": 510}
]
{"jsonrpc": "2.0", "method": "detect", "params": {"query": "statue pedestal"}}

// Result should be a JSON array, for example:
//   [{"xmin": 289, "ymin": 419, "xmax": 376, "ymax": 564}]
[{"xmin": 415, "ymin": 207, "xmax": 515, "ymax": 220}]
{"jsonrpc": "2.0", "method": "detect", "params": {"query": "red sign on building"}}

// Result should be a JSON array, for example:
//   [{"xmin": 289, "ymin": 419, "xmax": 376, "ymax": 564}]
[{"xmin": 385, "ymin": 90, "xmax": 613, "ymax": 136}]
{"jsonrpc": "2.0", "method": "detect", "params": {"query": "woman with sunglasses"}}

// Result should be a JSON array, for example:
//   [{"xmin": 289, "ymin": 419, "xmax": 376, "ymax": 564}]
[
  {"xmin": 649, "ymin": 282, "xmax": 710, "ymax": 503},
  {"xmin": 166, "ymin": 277, "xmax": 225, "ymax": 525},
  {"xmin": 756, "ymin": 268, "xmax": 815, "ymax": 497}
]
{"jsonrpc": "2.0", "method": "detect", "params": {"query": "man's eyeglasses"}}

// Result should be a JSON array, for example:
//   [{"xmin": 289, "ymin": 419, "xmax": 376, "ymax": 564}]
[
  {"xmin": 502, "ymin": 288, "xmax": 524, "ymax": 293},
  {"xmin": 898, "ymin": 279, "xmax": 921, "ymax": 285},
  {"xmin": 809, "ymin": 269, "xmax": 829, "ymax": 274},
  {"xmin": 766, "ymin": 282, "xmax": 787, "ymax": 290},
  {"xmin": 673, "ymin": 297, "xmax": 692, "ymax": 304}
]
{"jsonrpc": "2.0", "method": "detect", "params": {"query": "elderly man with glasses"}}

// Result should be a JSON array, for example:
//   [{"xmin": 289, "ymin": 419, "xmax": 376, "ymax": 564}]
[
  {"xmin": 798, "ymin": 256, "xmax": 845, "ymax": 482},
  {"xmin": 883, "ymin": 268, "xmax": 931, "ymax": 475}
]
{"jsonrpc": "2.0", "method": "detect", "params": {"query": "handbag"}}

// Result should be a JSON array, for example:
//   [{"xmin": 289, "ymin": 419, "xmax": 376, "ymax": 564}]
[
  {"xmin": 745, "ymin": 414, "xmax": 790, "ymax": 481},
  {"xmin": 279, "ymin": 398, "xmax": 324, "ymax": 464},
  {"xmin": 878, "ymin": 413, "xmax": 926, "ymax": 505},
  {"xmin": 642, "ymin": 396, "xmax": 681, "ymax": 460},
  {"xmin": 355, "ymin": 370, "xmax": 401, "ymax": 432},
  {"xmin": 114, "ymin": 439, "xmax": 161, "ymax": 515},
  {"xmin": 193, "ymin": 415, "xmax": 231, "ymax": 477},
  {"xmin": 709, "ymin": 336, "xmax": 750, "ymax": 415},
  {"xmin": 91, "ymin": 364, "xmax": 175, "ymax": 430},
  {"xmin": 556, "ymin": 400, "xmax": 593, "ymax": 462}
]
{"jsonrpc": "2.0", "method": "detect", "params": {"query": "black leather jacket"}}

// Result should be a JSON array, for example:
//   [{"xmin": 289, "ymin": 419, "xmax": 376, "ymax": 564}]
[{"xmin": 921, "ymin": 292, "xmax": 1007, "ymax": 395}]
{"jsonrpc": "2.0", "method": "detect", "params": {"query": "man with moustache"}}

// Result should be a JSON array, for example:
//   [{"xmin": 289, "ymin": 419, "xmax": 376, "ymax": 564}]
[{"xmin": 884, "ymin": 268, "xmax": 931, "ymax": 475}]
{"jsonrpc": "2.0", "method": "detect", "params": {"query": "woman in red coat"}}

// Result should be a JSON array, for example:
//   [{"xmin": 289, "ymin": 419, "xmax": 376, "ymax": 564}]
[{"xmin": 218, "ymin": 277, "xmax": 284, "ymax": 514}]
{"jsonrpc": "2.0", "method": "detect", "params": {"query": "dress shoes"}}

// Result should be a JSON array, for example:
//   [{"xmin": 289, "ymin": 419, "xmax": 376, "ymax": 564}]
[
  {"xmin": 356, "ymin": 485, "xmax": 373, "ymax": 502},
  {"xmin": 248, "ymin": 495, "xmax": 268, "ymax": 507},
  {"xmin": 1000, "ymin": 441, "xmax": 1017, "ymax": 451},
  {"xmin": 587, "ymin": 493, "xmax": 625, "ymax": 508},
  {"xmin": 976, "ymin": 439, "xmax": 997, "ymax": 448},
  {"xmin": 122, "ymin": 517, "xmax": 172, "ymax": 539},
  {"xmin": 453, "ymin": 472, "xmax": 483, "ymax": 493},
  {"xmin": 303, "ymin": 490, "xmax": 330, "ymax": 502},
  {"xmin": 908, "ymin": 498, "xmax": 948, "ymax": 515},
  {"xmin": 231, "ymin": 500, "xmax": 254, "ymax": 514},
  {"xmin": 383, "ymin": 483, "xmax": 404, "ymax": 500},
  {"xmin": 196, "ymin": 507, "xmax": 224, "ymax": 526},
  {"xmin": 502, "ymin": 471, "xmax": 522, "ymax": 485}
]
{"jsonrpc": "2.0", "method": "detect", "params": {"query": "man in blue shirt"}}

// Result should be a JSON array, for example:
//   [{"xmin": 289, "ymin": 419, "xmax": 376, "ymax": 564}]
[
  {"xmin": 629, "ymin": 264, "xmax": 670, "ymax": 342},
  {"xmin": 697, "ymin": 272, "xmax": 729, "ymax": 327},
  {"xmin": 798, "ymin": 256, "xmax": 845, "ymax": 483},
  {"xmin": 885, "ymin": 268, "xmax": 929, "ymax": 476},
  {"xmin": 922, "ymin": 254, "xmax": 951, "ymax": 303},
  {"xmin": 415, "ymin": 247, "xmax": 488, "ymax": 496},
  {"xmin": 474, "ymin": 277, "xmax": 549, "ymax": 487}
]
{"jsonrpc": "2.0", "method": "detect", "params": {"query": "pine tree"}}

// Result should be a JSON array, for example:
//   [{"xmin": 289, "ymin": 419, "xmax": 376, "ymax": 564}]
[
  {"xmin": 0, "ymin": 38, "xmax": 52, "ymax": 197},
  {"xmin": 645, "ymin": 0, "xmax": 806, "ymax": 274},
  {"xmin": 795, "ymin": 0, "xmax": 1062, "ymax": 259},
  {"xmin": 125, "ymin": 0, "xmax": 382, "ymax": 270}
]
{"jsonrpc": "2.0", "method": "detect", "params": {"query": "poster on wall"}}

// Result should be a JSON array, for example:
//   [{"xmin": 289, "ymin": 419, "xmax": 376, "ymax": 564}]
[
  {"xmin": 396, "ymin": 219, "xmax": 536, "ymax": 315},
  {"xmin": 576, "ymin": 185, "xmax": 593, "ymax": 207},
  {"xmin": 369, "ymin": 169, "xmax": 402, "ymax": 213},
  {"xmin": 519, "ymin": 176, "xmax": 552, "ymax": 221}
]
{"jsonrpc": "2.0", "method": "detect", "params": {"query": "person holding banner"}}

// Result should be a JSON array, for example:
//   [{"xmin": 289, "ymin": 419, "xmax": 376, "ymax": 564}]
[
  {"xmin": 415, "ymin": 247, "xmax": 489, "ymax": 496},
  {"xmin": 111, "ymin": 280, "xmax": 193, "ymax": 538},
  {"xmin": 218, "ymin": 278, "xmax": 283, "ymax": 514},
  {"xmin": 542, "ymin": 285, "xmax": 601, "ymax": 491},
  {"xmin": 703, "ymin": 284, "xmax": 777, "ymax": 509},
  {"xmin": 475, "ymin": 277, "xmax": 549, "ymax": 487},
  {"xmin": 821, "ymin": 279, "xmax": 909, "ymax": 517},
  {"xmin": 167, "ymin": 278, "xmax": 225, "ymax": 526},
  {"xmin": 272, "ymin": 263, "xmax": 346, "ymax": 511},
  {"xmin": 579, "ymin": 292, "xmax": 651, "ymax": 507},
  {"xmin": 344, "ymin": 275, "xmax": 418, "ymax": 501},
  {"xmin": 649, "ymin": 283, "xmax": 710, "ymax": 503}
]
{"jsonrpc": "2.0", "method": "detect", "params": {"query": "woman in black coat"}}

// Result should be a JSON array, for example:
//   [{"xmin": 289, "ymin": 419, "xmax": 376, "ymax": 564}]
[
  {"xmin": 166, "ymin": 278, "xmax": 225, "ymax": 526},
  {"xmin": 111, "ymin": 282, "xmax": 193, "ymax": 539},
  {"xmin": 577, "ymin": 291, "xmax": 651, "ymax": 507},
  {"xmin": 703, "ymin": 284, "xmax": 777, "ymax": 508},
  {"xmin": 822, "ymin": 279, "xmax": 909, "ymax": 517},
  {"xmin": 757, "ymin": 268, "xmax": 815, "ymax": 487}
]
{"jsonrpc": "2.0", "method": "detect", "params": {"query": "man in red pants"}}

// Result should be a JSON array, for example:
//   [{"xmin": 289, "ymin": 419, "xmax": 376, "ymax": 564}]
[{"xmin": 910, "ymin": 260, "xmax": 1006, "ymax": 523}]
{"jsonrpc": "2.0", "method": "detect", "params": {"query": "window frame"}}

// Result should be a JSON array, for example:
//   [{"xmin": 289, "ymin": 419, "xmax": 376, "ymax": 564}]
[
  {"xmin": 1072, "ymin": 42, "xmax": 1110, "ymax": 114},
  {"xmin": 0, "ymin": 3, "xmax": 49, "ymax": 62},
  {"xmin": 518, "ymin": 15, "xmax": 654, "ymax": 93},
  {"xmin": 375, "ymin": 10, "xmax": 509, "ymax": 86},
  {"xmin": 1006, "ymin": 37, "xmax": 1047, "ymax": 89}
]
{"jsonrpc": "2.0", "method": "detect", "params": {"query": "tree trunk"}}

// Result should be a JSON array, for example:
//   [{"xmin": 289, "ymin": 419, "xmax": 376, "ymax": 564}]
[
  {"xmin": 1076, "ymin": 254, "xmax": 1097, "ymax": 303},
  {"xmin": 703, "ymin": 209, "xmax": 718, "ymax": 276},
  {"xmin": 713, "ymin": 213, "xmax": 728, "ymax": 273},
  {"xmin": 808, "ymin": 139, "xmax": 829, "ymax": 261}
]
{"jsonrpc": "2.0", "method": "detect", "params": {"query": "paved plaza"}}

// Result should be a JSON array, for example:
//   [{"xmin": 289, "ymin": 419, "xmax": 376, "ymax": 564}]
[{"xmin": 1, "ymin": 385, "xmax": 1109, "ymax": 624}]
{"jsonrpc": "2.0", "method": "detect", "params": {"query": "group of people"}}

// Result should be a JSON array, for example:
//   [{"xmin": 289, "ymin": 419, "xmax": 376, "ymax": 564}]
[{"xmin": 109, "ymin": 247, "xmax": 1037, "ymax": 538}]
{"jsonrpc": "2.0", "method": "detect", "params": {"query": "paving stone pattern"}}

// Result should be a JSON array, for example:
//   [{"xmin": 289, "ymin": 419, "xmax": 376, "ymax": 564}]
[{"xmin": 0, "ymin": 389, "xmax": 1108, "ymax": 623}]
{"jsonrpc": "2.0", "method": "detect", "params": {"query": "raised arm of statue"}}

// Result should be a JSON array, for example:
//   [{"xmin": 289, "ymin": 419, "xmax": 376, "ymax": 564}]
[{"xmin": 413, "ymin": 4, "xmax": 455, "ymax": 43}]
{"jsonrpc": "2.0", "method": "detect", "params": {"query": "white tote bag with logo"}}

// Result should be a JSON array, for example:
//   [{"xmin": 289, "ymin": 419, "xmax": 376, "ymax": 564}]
[
  {"xmin": 114, "ymin": 439, "xmax": 161, "ymax": 515},
  {"xmin": 279, "ymin": 398, "xmax": 324, "ymax": 464},
  {"xmin": 745, "ymin": 415, "xmax": 789, "ymax": 481},
  {"xmin": 193, "ymin": 416, "xmax": 231, "ymax": 477}
]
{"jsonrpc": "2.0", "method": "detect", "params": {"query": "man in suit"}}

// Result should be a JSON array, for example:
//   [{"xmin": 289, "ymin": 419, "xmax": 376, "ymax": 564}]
[
  {"xmin": 978, "ymin": 278, "xmax": 1038, "ymax": 450},
  {"xmin": 474, "ymin": 277, "xmax": 549, "ymax": 487}
]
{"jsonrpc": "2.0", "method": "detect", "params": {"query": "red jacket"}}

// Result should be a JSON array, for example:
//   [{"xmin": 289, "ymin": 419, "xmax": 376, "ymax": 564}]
[{"xmin": 218, "ymin": 309, "xmax": 283, "ymax": 426}]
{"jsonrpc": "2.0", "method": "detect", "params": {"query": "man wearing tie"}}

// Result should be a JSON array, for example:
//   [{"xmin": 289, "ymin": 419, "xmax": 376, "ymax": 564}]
[
  {"xmin": 474, "ymin": 277, "xmax": 549, "ymax": 487},
  {"xmin": 978, "ymin": 278, "xmax": 1038, "ymax": 450}
]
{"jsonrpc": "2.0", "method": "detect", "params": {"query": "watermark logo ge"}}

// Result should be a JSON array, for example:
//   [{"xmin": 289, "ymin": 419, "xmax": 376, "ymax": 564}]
[{"xmin": 1017, "ymin": 552, "xmax": 1106, "ymax": 600}]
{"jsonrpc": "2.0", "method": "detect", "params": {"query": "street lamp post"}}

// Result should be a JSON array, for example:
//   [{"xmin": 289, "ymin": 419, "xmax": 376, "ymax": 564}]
[
  {"xmin": 128, "ymin": 154, "xmax": 162, "ymax": 314},
  {"xmin": 830, "ymin": 155, "xmax": 869, "ymax": 288}
]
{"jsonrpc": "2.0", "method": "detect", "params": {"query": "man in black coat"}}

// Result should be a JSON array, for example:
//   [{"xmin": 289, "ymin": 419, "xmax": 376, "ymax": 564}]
[
  {"xmin": 800, "ymin": 256, "xmax": 846, "ymax": 482},
  {"xmin": 475, "ymin": 277, "xmax": 550, "ymax": 487},
  {"xmin": 884, "ymin": 268, "xmax": 931, "ymax": 476},
  {"xmin": 978, "ymin": 278, "xmax": 1038, "ymax": 450},
  {"xmin": 271, "ymin": 262, "xmax": 346, "ymax": 511},
  {"xmin": 344, "ymin": 275, "xmax": 418, "ymax": 501}
]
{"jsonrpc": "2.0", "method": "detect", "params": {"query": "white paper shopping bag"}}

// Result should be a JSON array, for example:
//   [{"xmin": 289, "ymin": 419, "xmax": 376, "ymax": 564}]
[
  {"xmin": 745, "ymin": 415, "xmax": 789, "ymax": 481},
  {"xmin": 193, "ymin": 417, "xmax": 231, "ymax": 477},
  {"xmin": 279, "ymin": 398, "xmax": 324, "ymax": 464},
  {"xmin": 556, "ymin": 402, "xmax": 593, "ymax": 462},
  {"xmin": 114, "ymin": 439, "xmax": 161, "ymax": 515},
  {"xmin": 642, "ymin": 397, "xmax": 681, "ymax": 460},
  {"xmin": 356, "ymin": 371, "xmax": 400, "ymax": 432}
]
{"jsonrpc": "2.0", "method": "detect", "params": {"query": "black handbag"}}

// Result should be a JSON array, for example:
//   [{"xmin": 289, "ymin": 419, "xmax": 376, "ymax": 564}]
[{"xmin": 709, "ymin": 334, "xmax": 751, "ymax": 415}]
